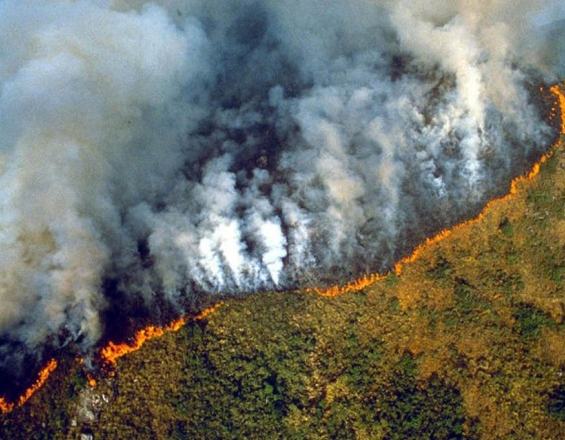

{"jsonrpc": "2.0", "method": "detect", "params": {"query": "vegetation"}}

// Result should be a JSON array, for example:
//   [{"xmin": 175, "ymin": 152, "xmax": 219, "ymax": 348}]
[{"xmin": 0, "ymin": 140, "xmax": 563, "ymax": 439}]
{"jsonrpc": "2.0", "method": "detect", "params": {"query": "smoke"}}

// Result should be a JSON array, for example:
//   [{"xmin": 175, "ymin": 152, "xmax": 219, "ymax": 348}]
[{"xmin": 0, "ymin": 0, "xmax": 562, "ymax": 372}]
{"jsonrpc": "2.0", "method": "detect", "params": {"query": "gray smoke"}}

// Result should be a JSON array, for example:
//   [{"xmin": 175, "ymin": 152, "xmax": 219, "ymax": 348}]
[{"xmin": 0, "ymin": 0, "xmax": 562, "ymax": 368}]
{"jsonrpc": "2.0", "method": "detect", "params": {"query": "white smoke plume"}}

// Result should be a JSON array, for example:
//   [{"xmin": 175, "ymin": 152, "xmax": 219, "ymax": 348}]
[{"xmin": 0, "ymin": 0, "xmax": 562, "ymax": 372}]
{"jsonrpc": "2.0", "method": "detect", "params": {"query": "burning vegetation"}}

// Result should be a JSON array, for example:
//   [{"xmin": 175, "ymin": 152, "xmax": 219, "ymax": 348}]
[
  {"xmin": 0, "ymin": 359, "xmax": 57, "ymax": 414},
  {"xmin": 0, "ymin": 84, "xmax": 562, "ymax": 422},
  {"xmin": 1, "ymin": 2, "xmax": 564, "ymax": 388},
  {"xmin": 99, "ymin": 303, "xmax": 223, "ymax": 367},
  {"xmin": 1, "ymin": 120, "xmax": 563, "ymax": 437},
  {"xmin": 0, "ymin": 303, "xmax": 224, "ymax": 413},
  {"xmin": 0, "ymin": 2, "xmax": 564, "ymax": 436},
  {"xmin": 310, "ymin": 84, "xmax": 565, "ymax": 298}
]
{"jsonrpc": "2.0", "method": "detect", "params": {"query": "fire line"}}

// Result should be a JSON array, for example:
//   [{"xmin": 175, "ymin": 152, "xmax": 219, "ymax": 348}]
[
  {"xmin": 99, "ymin": 302, "xmax": 223, "ymax": 367},
  {"xmin": 308, "ymin": 83, "xmax": 565, "ymax": 297},
  {"xmin": 0, "ymin": 359, "xmax": 58, "ymax": 414},
  {"xmin": 0, "ymin": 84, "xmax": 563, "ymax": 415},
  {"xmin": 0, "ymin": 303, "xmax": 222, "ymax": 414}
]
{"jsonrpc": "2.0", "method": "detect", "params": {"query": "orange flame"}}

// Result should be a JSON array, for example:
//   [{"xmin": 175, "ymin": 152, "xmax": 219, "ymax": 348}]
[
  {"xmin": 100, "ymin": 302, "xmax": 223, "ymax": 367},
  {"xmin": 550, "ymin": 84, "xmax": 565, "ymax": 134},
  {"xmin": 0, "ymin": 397, "xmax": 13, "ymax": 414},
  {"xmin": 307, "ymin": 273, "xmax": 388, "ymax": 297},
  {"xmin": 1, "ymin": 85, "xmax": 563, "ymax": 414},
  {"xmin": 87, "ymin": 374, "xmax": 97, "ymax": 388},
  {"xmin": 99, "ymin": 317, "xmax": 188, "ymax": 367},
  {"xmin": 0, "ymin": 359, "xmax": 58, "ymax": 414},
  {"xmin": 0, "ymin": 303, "xmax": 223, "ymax": 414},
  {"xmin": 311, "ymin": 84, "xmax": 564, "ymax": 297}
]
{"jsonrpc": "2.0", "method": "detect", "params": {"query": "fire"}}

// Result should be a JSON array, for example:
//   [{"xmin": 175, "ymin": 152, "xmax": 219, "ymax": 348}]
[
  {"xmin": 550, "ymin": 84, "xmax": 565, "ymax": 134},
  {"xmin": 16, "ymin": 359, "xmax": 58, "ymax": 407},
  {"xmin": 100, "ymin": 317, "xmax": 188, "ymax": 366},
  {"xmin": 0, "ymin": 303, "xmax": 224, "ymax": 415},
  {"xmin": 87, "ymin": 374, "xmax": 97, "ymax": 388},
  {"xmin": 0, "ymin": 398, "xmax": 13, "ymax": 414},
  {"xmin": 0, "ymin": 359, "xmax": 58, "ymax": 414},
  {"xmin": 311, "ymin": 83, "xmax": 565, "ymax": 297},
  {"xmin": 100, "ymin": 302, "xmax": 223, "ymax": 367},
  {"xmin": 1, "ymin": 85, "xmax": 562, "ymax": 415},
  {"xmin": 307, "ymin": 273, "xmax": 388, "ymax": 297}
]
